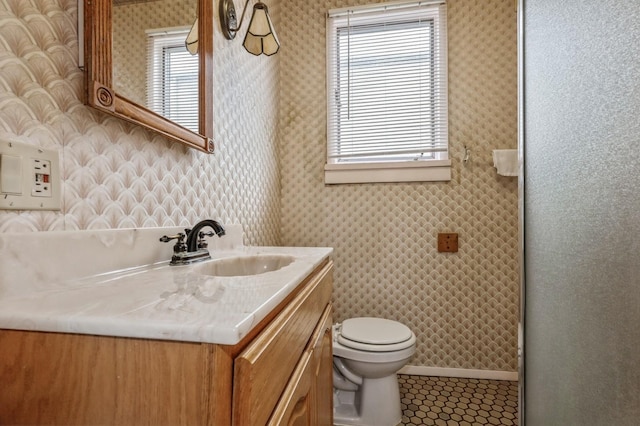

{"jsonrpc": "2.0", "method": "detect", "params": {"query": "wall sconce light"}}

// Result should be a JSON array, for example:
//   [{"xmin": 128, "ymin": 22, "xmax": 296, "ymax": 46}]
[
  {"xmin": 185, "ymin": 18, "xmax": 199, "ymax": 55},
  {"xmin": 219, "ymin": 0, "xmax": 280, "ymax": 56}
]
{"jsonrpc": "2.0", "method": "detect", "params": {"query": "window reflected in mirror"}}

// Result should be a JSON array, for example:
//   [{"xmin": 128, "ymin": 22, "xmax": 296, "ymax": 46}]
[
  {"xmin": 147, "ymin": 28, "xmax": 199, "ymax": 132},
  {"xmin": 112, "ymin": 0, "xmax": 199, "ymax": 132}
]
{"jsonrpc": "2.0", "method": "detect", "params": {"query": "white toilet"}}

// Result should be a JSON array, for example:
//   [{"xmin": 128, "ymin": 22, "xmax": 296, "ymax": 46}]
[{"xmin": 332, "ymin": 317, "xmax": 416, "ymax": 426}]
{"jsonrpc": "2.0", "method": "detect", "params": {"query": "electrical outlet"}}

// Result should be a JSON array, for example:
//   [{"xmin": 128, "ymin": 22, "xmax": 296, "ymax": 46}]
[
  {"xmin": 438, "ymin": 233, "xmax": 458, "ymax": 253},
  {"xmin": 32, "ymin": 159, "xmax": 52, "ymax": 197}
]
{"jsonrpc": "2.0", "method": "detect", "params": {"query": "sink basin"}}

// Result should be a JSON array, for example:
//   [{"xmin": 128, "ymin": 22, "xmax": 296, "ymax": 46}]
[{"xmin": 192, "ymin": 254, "xmax": 295, "ymax": 277}]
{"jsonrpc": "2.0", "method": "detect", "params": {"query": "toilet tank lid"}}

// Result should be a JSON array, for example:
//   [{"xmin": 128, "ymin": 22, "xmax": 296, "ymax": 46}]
[{"xmin": 340, "ymin": 317, "xmax": 413, "ymax": 345}]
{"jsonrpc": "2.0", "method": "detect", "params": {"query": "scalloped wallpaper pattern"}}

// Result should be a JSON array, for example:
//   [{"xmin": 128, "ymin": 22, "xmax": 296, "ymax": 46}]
[
  {"xmin": 0, "ymin": 0, "xmax": 282, "ymax": 247},
  {"xmin": 279, "ymin": 0, "xmax": 519, "ymax": 371},
  {"xmin": 0, "ymin": 0, "xmax": 518, "ymax": 372}
]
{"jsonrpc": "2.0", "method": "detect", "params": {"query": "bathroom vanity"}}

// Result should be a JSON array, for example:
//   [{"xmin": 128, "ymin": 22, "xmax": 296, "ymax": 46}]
[{"xmin": 0, "ymin": 227, "xmax": 333, "ymax": 425}]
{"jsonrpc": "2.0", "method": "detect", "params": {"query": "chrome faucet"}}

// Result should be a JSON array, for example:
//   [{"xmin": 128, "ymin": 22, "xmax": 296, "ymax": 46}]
[{"xmin": 160, "ymin": 219, "xmax": 226, "ymax": 265}]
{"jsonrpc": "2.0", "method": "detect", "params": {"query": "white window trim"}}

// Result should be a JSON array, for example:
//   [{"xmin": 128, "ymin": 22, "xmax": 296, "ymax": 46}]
[
  {"xmin": 325, "ymin": 160, "xmax": 451, "ymax": 184},
  {"xmin": 325, "ymin": 0, "xmax": 450, "ymax": 185}
]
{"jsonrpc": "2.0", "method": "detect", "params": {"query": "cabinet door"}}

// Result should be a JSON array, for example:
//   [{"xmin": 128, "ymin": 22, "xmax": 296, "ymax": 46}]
[
  {"xmin": 233, "ymin": 262, "xmax": 333, "ymax": 425},
  {"xmin": 313, "ymin": 305, "xmax": 333, "ymax": 426},
  {"xmin": 268, "ymin": 350, "xmax": 315, "ymax": 426},
  {"xmin": 269, "ymin": 305, "xmax": 333, "ymax": 426}
]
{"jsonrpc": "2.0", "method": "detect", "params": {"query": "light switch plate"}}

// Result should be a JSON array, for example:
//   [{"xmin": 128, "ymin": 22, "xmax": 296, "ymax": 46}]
[
  {"xmin": 0, "ymin": 154, "xmax": 22, "ymax": 194},
  {"xmin": 0, "ymin": 140, "xmax": 61, "ymax": 211}
]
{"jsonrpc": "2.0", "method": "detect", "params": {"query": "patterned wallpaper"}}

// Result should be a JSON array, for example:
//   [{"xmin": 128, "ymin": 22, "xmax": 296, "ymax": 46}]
[
  {"xmin": 0, "ymin": 0, "xmax": 518, "ymax": 372},
  {"xmin": 279, "ymin": 0, "xmax": 519, "ymax": 371},
  {"xmin": 0, "ymin": 0, "xmax": 282, "ymax": 246}
]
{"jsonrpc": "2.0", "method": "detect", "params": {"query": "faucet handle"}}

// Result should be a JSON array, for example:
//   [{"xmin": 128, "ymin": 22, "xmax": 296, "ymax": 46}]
[
  {"xmin": 159, "ymin": 233, "xmax": 185, "ymax": 243},
  {"xmin": 159, "ymin": 233, "xmax": 187, "ymax": 253}
]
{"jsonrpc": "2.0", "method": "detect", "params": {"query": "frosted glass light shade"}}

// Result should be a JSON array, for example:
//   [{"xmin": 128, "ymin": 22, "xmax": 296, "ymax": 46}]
[
  {"xmin": 243, "ymin": 3, "xmax": 280, "ymax": 56},
  {"xmin": 185, "ymin": 18, "xmax": 198, "ymax": 55}
]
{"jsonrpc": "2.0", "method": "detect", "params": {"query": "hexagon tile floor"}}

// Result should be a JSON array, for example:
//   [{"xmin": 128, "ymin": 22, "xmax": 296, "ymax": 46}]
[{"xmin": 398, "ymin": 375, "xmax": 519, "ymax": 426}]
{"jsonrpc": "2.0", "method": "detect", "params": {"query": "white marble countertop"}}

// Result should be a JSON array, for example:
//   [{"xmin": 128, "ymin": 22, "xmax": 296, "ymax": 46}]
[{"xmin": 0, "ymin": 226, "xmax": 332, "ymax": 345}]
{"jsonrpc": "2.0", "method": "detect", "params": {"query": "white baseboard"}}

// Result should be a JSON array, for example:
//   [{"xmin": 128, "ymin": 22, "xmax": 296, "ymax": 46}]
[{"xmin": 399, "ymin": 365, "xmax": 518, "ymax": 382}]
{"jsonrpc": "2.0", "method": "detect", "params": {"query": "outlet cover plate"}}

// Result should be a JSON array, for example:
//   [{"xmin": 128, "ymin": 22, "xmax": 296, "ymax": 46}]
[
  {"xmin": 438, "ymin": 233, "xmax": 459, "ymax": 253},
  {"xmin": 0, "ymin": 140, "xmax": 61, "ymax": 211}
]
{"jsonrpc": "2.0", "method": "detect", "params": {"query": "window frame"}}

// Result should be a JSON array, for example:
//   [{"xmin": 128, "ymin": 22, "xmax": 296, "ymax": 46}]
[{"xmin": 325, "ymin": 0, "xmax": 451, "ymax": 184}]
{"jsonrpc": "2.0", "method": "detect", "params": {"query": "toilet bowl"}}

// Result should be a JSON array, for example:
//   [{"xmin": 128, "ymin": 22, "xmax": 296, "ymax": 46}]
[{"xmin": 332, "ymin": 317, "xmax": 416, "ymax": 426}]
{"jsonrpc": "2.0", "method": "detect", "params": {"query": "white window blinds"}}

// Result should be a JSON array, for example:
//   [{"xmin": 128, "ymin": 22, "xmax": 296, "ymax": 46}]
[
  {"xmin": 147, "ymin": 28, "xmax": 199, "ymax": 133},
  {"xmin": 327, "ymin": 1, "xmax": 448, "ymax": 165}
]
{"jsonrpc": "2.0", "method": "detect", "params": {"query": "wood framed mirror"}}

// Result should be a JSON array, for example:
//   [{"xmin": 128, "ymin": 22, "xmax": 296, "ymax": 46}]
[{"xmin": 82, "ymin": 0, "xmax": 214, "ymax": 153}]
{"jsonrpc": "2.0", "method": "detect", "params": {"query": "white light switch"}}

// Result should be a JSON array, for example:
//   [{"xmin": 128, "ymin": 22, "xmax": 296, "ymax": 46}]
[
  {"xmin": 0, "ymin": 154, "xmax": 23, "ymax": 194},
  {"xmin": 0, "ymin": 140, "xmax": 60, "ymax": 211}
]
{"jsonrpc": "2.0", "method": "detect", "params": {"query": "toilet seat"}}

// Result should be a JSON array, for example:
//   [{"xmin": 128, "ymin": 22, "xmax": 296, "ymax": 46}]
[{"xmin": 337, "ymin": 317, "xmax": 416, "ymax": 352}]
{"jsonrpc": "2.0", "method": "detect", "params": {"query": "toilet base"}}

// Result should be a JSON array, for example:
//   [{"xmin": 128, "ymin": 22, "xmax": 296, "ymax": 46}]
[{"xmin": 333, "ymin": 374, "xmax": 402, "ymax": 426}]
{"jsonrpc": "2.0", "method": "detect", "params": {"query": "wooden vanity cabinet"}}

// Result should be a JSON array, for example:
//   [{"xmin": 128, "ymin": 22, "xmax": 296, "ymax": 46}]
[{"xmin": 0, "ymin": 260, "xmax": 334, "ymax": 426}]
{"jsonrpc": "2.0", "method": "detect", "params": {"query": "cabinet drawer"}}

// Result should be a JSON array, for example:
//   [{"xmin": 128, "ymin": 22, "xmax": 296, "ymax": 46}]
[{"xmin": 232, "ymin": 261, "xmax": 333, "ymax": 426}]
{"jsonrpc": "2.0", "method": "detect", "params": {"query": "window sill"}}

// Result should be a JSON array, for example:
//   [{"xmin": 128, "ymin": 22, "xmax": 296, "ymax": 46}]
[{"xmin": 324, "ymin": 160, "xmax": 452, "ymax": 184}]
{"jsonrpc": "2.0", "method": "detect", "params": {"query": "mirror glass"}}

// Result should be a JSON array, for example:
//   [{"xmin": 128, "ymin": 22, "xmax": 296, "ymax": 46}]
[
  {"xmin": 83, "ymin": 0, "xmax": 213, "ymax": 153},
  {"xmin": 112, "ymin": 0, "xmax": 199, "ymax": 132}
]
